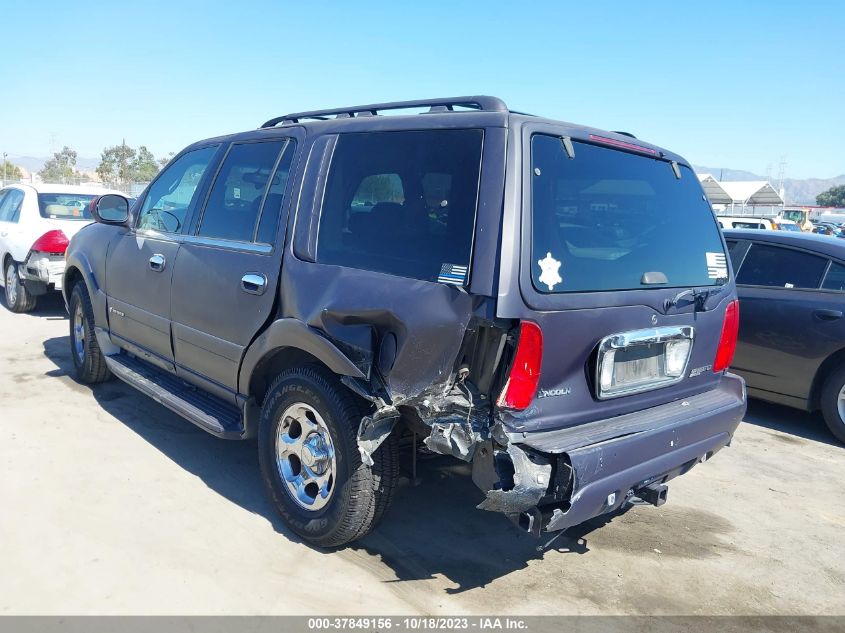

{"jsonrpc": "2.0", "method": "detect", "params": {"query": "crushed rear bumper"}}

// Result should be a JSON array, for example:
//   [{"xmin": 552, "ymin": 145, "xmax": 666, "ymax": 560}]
[
  {"xmin": 473, "ymin": 374, "xmax": 746, "ymax": 534},
  {"xmin": 19, "ymin": 253, "xmax": 66, "ymax": 294}
]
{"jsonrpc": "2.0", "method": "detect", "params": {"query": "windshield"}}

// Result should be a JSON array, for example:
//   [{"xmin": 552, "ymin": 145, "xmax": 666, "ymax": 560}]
[
  {"xmin": 778, "ymin": 223, "xmax": 802, "ymax": 232},
  {"xmin": 783, "ymin": 210, "xmax": 805, "ymax": 223},
  {"xmin": 38, "ymin": 193, "xmax": 97, "ymax": 220},
  {"xmin": 530, "ymin": 136, "xmax": 728, "ymax": 293}
]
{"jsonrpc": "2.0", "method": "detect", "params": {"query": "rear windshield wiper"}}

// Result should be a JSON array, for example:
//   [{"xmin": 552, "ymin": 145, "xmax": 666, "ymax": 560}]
[{"xmin": 664, "ymin": 286, "xmax": 726, "ymax": 313}]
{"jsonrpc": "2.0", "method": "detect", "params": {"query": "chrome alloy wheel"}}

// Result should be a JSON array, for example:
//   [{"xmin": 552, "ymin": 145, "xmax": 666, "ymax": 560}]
[
  {"xmin": 5, "ymin": 264, "xmax": 18, "ymax": 306},
  {"xmin": 837, "ymin": 384, "xmax": 845, "ymax": 423},
  {"xmin": 275, "ymin": 402, "xmax": 337, "ymax": 511},
  {"xmin": 72, "ymin": 302, "xmax": 86, "ymax": 364}
]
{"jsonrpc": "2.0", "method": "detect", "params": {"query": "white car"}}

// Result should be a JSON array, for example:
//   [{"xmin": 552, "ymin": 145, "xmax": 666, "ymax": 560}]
[{"xmin": 0, "ymin": 183, "xmax": 125, "ymax": 313}]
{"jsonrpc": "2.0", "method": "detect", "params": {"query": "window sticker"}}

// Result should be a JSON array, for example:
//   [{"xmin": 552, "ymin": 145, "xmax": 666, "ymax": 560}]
[
  {"xmin": 233, "ymin": 187, "xmax": 241, "ymax": 199},
  {"xmin": 538, "ymin": 252, "xmax": 563, "ymax": 290},
  {"xmin": 706, "ymin": 252, "xmax": 727, "ymax": 280},
  {"xmin": 437, "ymin": 263, "xmax": 467, "ymax": 286}
]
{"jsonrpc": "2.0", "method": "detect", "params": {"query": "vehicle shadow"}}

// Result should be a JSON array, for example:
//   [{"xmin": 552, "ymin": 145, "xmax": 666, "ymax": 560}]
[
  {"xmin": 41, "ymin": 334, "xmax": 619, "ymax": 593},
  {"xmin": 0, "ymin": 291, "xmax": 67, "ymax": 320},
  {"xmin": 743, "ymin": 398, "xmax": 840, "ymax": 448}
]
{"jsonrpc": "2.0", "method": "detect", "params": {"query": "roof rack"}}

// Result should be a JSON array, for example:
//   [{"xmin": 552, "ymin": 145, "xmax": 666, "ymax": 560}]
[{"xmin": 260, "ymin": 95, "xmax": 508, "ymax": 128}]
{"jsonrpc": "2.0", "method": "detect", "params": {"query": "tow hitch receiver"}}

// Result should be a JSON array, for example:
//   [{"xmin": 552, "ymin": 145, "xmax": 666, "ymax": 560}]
[{"xmin": 632, "ymin": 483, "xmax": 668, "ymax": 507}]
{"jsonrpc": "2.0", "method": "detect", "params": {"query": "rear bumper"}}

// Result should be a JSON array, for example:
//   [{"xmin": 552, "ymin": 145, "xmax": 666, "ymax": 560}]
[
  {"xmin": 476, "ymin": 374, "xmax": 746, "ymax": 533},
  {"xmin": 19, "ymin": 253, "xmax": 66, "ymax": 293}
]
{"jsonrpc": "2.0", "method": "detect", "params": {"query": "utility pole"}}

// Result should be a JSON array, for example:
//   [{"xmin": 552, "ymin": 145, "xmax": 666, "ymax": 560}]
[{"xmin": 2, "ymin": 152, "xmax": 6, "ymax": 182}]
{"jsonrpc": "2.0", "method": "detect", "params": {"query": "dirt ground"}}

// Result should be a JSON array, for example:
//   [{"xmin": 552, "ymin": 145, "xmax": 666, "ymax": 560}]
[{"xmin": 1, "ymin": 294, "xmax": 843, "ymax": 615}]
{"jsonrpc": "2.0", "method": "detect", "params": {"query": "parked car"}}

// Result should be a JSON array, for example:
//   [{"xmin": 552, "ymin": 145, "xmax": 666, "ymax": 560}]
[
  {"xmin": 0, "ymin": 183, "xmax": 125, "ymax": 312},
  {"xmin": 724, "ymin": 229, "xmax": 845, "ymax": 442},
  {"xmin": 716, "ymin": 216, "xmax": 799, "ymax": 231},
  {"xmin": 64, "ymin": 96, "xmax": 746, "ymax": 546}
]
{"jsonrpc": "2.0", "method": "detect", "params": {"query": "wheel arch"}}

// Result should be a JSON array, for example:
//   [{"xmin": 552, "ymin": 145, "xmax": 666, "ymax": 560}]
[
  {"xmin": 63, "ymin": 252, "xmax": 108, "ymax": 327},
  {"xmin": 240, "ymin": 318, "xmax": 367, "ymax": 406},
  {"xmin": 809, "ymin": 346, "xmax": 845, "ymax": 411}
]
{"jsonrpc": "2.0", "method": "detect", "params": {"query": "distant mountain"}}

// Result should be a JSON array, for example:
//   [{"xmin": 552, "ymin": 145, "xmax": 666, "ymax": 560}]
[
  {"xmin": 8, "ymin": 155, "xmax": 99, "ymax": 175},
  {"xmin": 694, "ymin": 165, "xmax": 845, "ymax": 206}
]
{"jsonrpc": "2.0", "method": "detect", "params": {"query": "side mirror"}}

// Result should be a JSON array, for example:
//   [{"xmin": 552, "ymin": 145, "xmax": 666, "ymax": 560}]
[{"xmin": 93, "ymin": 194, "xmax": 130, "ymax": 225}]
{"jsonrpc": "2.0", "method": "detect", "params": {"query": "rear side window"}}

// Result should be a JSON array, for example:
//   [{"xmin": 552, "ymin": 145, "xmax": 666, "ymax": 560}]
[
  {"xmin": 736, "ymin": 244, "xmax": 827, "ymax": 289},
  {"xmin": 530, "ymin": 136, "xmax": 727, "ymax": 293},
  {"xmin": 0, "ymin": 189, "xmax": 23, "ymax": 222},
  {"xmin": 198, "ymin": 140, "xmax": 293, "ymax": 243},
  {"xmin": 822, "ymin": 262, "xmax": 845, "ymax": 291},
  {"xmin": 316, "ymin": 130, "xmax": 483, "ymax": 283}
]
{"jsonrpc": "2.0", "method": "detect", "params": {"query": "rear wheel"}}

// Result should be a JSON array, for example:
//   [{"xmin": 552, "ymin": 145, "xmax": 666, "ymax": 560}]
[
  {"xmin": 258, "ymin": 366, "xmax": 398, "ymax": 547},
  {"xmin": 820, "ymin": 366, "xmax": 845, "ymax": 444},
  {"xmin": 68, "ymin": 283, "xmax": 112, "ymax": 384},
  {"xmin": 4, "ymin": 261, "xmax": 36, "ymax": 313}
]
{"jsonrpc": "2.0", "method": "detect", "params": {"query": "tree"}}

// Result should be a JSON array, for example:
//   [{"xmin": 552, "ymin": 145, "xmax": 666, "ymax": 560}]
[
  {"xmin": 39, "ymin": 146, "xmax": 80, "ymax": 183},
  {"xmin": 817, "ymin": 185, "xmax": 845, "ymax": 208},
  {"xmin": 1, "ymin": 160, "xmax": 22, "ymax": 180},
  {"xmin": 132, "ymin": 146, "xmax": 160, "ymax": 182},
  {"xmin": 97, "ymin": 141, "xmax": 161, "ymax": 184},
  {"xmin": 159, "ymin": 151, "xmax": 175, "ymax": 168},
  {"xmin": 96, "ymin": 140, "xmax": 136, "ymax": 185}
]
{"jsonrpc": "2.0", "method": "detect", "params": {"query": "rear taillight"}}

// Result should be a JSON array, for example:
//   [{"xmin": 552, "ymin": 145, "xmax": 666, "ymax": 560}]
[
  {"xmin": 713, "ymin": 299, "xmax": 740, "ymax": 372},
  {"xmin": 31, "ymin": 230, "xmax": 69, "ymax": 255},
  {"xmin": 496, "ymin": 321, "xmax": 543, "ymax": 411}
]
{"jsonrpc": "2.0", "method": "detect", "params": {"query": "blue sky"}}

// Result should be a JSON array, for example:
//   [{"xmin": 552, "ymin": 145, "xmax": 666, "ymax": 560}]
[{"xmin": 1, "ymin": 1, "xmax": 842, "ymax": 178}]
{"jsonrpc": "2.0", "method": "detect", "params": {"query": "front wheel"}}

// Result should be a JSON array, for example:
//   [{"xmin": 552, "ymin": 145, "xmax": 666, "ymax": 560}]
[
  {"xmin": 258, "ymin": 367, "xmax": 398, "ymax": 547},
  {"xmin": 820, "ymin": 366, "xmax": 845, "ymax": 444},
  {"xmin": 68, "ymin": 283, "xmax": 112, "ymax": 384},
  {"xmin": 4, "ymin": 261, "xmax": 36, "ymax": 313}
]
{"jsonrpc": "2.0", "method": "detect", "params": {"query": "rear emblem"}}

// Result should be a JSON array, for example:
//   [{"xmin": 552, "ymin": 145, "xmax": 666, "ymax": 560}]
[
  {"xmin": 652, "ymin": 314, "xmax": 658, "ymax": 325},
  {"xmin": 538, "ymin": 387, "xmax": 571, "ymax": 399},
  {"xmin": 538, "ymin": 252, "xmax": 563, "ymax": 291}
]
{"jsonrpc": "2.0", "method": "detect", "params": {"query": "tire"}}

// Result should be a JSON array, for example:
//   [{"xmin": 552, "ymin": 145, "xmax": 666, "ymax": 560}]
[
  {"xmin": 4, "ymin": 260, "xmax": 36, "ymax": 313},
  {"xmin": 68, "ymin": 282, "xmax": 113, "ymax": 384},
  {"xmin": 258, "ymin": 366, "xmax": 399, "ymax": 547},
  {"xmin": 820, "ymin": 366, "xmax": 845, "ymax": 444}
]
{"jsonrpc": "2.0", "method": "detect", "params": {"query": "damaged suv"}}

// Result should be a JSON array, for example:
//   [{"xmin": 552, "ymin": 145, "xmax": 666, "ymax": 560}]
[{"xmin": 63, "ymin": 96, "xmax": 745, "ymax": 546}]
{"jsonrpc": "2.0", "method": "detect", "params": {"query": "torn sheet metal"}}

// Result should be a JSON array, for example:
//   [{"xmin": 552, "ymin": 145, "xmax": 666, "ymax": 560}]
[
  {"xmin": 356, "ymin": 405, "xmax": 400, "ymax": 466},
  {"xmin": 475, "ymin": 443, "xmax": 552, "ymax": 514}
]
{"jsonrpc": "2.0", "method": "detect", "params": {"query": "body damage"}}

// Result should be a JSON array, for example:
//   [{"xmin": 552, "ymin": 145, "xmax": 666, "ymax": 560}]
[{"xmin": 278, "ymin": 254, "xmax": 508, "ymax": 466}]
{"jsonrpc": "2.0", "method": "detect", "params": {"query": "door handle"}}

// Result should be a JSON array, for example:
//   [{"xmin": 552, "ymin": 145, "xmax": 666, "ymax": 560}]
[
  {"xmin": 149, "ymin": 254, "xmax": 166, "ymax": 272},
  {"xmin": 241, "ymin": 273, "xmax": 267, "ymax": 295},
  {"xmin": 814, "ymin": 309, "xmax": 842, "ymax": 321}
]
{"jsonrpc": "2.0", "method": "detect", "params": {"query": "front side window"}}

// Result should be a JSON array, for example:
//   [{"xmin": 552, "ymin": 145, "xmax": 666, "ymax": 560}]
[
  {"xmin": 531, "ymin": 136, "xmax": 728, "ymax": 293},
  {"xmin": 736, "ymin": 244, "xmax": 827, "ymax": 289},
  {"xmin": 138, "ymin": 146, "xmax": 217, "ymax": 233},
  {"xmin": 316, "ymin": 129, "xmax": 483, "ymax": 283},
  {"xmin": 38, "ymin": 193, "xmax": 96, "ymax": 220},
  {"xmin": 198, "ymin": 140, "xmax": 291, "ymax": 243}
]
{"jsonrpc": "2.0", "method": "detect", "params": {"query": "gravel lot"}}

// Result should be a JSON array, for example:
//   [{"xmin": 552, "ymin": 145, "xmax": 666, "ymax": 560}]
[{"xmin": 1, "ymin": 293, "xmax": 843, "ymax": 616}]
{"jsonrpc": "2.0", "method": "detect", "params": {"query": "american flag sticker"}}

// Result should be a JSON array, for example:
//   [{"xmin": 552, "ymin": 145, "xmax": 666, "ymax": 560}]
[
  {"xmin": 706, "ymin": 252, "xmax": 728, "ymax": 279},
  {"xmin": 438, "ymin": 263, "xmax": 468, "ymax": 286}
]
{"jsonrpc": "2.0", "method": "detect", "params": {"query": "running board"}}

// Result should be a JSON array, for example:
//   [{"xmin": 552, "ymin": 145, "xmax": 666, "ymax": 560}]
[{"xmin": 104, "ymin": 353, "xmax": 244, "ymax": 439}]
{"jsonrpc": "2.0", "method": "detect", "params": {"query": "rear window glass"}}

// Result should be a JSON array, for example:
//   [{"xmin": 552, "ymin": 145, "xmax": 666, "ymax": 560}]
[
  {"xmin": 316, "ymin": 130, "xmax": 483, "ymax": 283},
  {"xmin": 38, "ymin": 193, "xmax": 97, "ymax": 220},
  {"xmin": 530, "ymin": 136, "xmax": 727, "ymax": 293},
  {"xmin": 736, "ymin": 244, "xmax": 827, "ymax": 289}
]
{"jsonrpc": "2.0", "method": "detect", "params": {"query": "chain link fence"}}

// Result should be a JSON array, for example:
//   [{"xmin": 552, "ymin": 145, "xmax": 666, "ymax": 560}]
[{"xmin": 0, "ymin": 177, "xmax": 149, "ymax": 197}]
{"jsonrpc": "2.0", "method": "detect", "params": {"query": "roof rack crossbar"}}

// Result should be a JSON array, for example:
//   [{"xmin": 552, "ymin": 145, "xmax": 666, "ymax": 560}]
[{"xmin": 260, "ymin": 95, "xmax": 507, "ymax": 128}]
